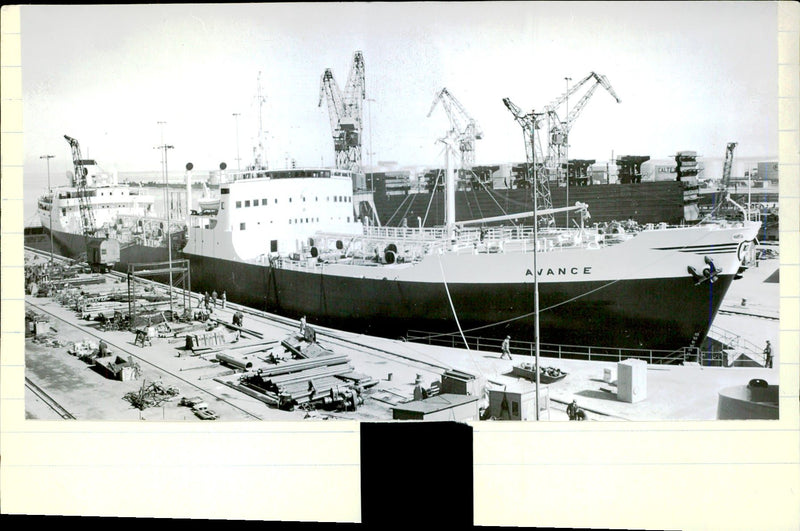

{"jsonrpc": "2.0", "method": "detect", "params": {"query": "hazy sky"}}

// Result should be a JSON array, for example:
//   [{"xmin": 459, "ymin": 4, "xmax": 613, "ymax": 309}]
[{"xmin": 21, "ymin": 2, "xmax": 778, "ymax": 185}]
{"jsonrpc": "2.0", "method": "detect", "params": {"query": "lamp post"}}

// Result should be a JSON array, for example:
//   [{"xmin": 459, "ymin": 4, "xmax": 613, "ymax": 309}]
[
  {"xmin": 156, "ymin": 143, "xmax": 175, "ymax": 319},
  {"xmin": 564, "ymin": 76, "xmax": 571, "ymax": 228},
  {"xmin": 233, "ymin": 113, "xmax": 241, "ymax": 170},
  {"xmin": 40, "ymin": 154, "xmax": 55, "ymax": 262}
]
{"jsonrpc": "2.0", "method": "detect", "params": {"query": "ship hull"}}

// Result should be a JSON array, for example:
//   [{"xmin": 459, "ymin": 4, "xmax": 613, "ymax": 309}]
[
  {"xmin": 33, "ymin": 226, "xmax": 746, "ymax": 353},
  {"xmin": 182, "ymin": 251, "xmax": 734, "ymax": 352}
]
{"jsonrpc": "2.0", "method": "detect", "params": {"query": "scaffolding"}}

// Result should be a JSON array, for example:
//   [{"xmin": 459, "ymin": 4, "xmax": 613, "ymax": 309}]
[{"xmin": 127, "ymin": 260, "xmax": 191, "ymax": 329}]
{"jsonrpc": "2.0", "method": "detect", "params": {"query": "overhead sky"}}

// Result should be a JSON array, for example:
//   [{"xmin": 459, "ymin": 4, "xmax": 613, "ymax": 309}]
[{"xmin": 21, "ymin": 2, "xmax": 778, "ymax": 188}]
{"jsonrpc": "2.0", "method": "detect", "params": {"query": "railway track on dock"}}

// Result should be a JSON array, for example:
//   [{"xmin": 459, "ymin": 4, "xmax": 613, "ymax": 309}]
[
  {"xmin": 25, "ymin": 246, "xmax": 455, "ymax": 375},
  {"xmin": 25, "ymin": 376, "xmax": 76, "ymax": 419}
]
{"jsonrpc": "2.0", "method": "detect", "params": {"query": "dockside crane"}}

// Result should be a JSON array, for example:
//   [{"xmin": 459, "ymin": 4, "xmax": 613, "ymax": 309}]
[
  {"xmin": 427, "ymin": 88, "xmax": 484, "ymax": 168},
  {"xmin": 720, "ymin": 141, "xmax": 738, "ymax": 191},
  {"xmin": 318, "ymin": 51, "xmax": 366, "ymax": 175},
  {"xmin": 503, "ymin": 98, "xmax": 554, "ymax": 228},
  {"xmin": 542, "ymin": 72, "xmax": 621, "ymax": 182},
  {"xmin": 64, "ymin": 134, "xmax": 97, "ymax": 239}
]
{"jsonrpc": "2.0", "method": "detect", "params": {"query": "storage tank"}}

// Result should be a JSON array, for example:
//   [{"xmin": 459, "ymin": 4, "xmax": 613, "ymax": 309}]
[{"xmin": 717, "ymin": 379, "xmax": 779, "ymax": 420}]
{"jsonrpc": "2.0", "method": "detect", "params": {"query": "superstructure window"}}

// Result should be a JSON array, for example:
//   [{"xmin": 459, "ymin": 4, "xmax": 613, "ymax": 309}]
[
  {"xmin": 262, "ymin": 199, "xmax": 267, "ymax": 205},
  {"xmin": 240, "ymin": 222, "xmax": 246, "ymax": 230},
  {"xmin": 245, "ymin": 200, "xmax": 251, "ymax": 207},
  {"xmin": 253, "ymin": 198, "xmax": 258, "ymax": 206},
  {"xmin": 236, "ymin": 201, "xmax": 242, "ymax": 208}
]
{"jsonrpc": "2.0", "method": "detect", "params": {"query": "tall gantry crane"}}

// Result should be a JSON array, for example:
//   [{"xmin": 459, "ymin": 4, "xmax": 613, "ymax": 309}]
[
  {"xmin": 502, "ymin": 98, "xmax": 554, "ymax": 228},
  {"xmin": 318, "ymin": 51, "xmax": 366, "ymax": 174},
  {"xmin": 720, "ymin": 142, "xmax": 738, "ymax": 191},
  {"xmin": 426, "ymin": 87, "xmax": 483, "ymax": 168},
  {"xmin": 64, "ymin": 134, "xmax": 97, "ymax": 238},
  {"xmin": 528, "ymin": 72, "xmax": 621, "ymax": 182}
]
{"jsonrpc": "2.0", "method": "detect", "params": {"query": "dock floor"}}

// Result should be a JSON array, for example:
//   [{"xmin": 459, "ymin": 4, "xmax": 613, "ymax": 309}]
[{"xmin": 24, "ymin": 251, "xmax": 781, "ymax": 422}]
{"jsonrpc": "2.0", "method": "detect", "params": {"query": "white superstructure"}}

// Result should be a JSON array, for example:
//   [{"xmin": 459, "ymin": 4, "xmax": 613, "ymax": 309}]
[
  {"xmin": 37, "ymin": 160, "xmax": 155, "ymax": 235},
  {"xmin": 184, "ymin": 168, "xmax": 363, "ymax": 262}
]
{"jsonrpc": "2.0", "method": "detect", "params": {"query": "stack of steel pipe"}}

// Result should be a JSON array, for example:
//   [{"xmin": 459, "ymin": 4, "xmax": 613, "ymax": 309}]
[{"xmin": 240, "ymin": 354, "xmax": 358, "ymax": 407}]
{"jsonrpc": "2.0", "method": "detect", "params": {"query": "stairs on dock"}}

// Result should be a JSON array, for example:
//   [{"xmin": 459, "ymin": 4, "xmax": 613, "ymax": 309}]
[{"xmin": 708, "ymin": 325, "xmax": 766, "ymax": 367}]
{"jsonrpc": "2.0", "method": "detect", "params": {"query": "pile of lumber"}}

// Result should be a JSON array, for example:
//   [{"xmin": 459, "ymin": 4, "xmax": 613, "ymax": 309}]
[{"xmin": 240, "ymin": 354, "xmax": 365, "ymax": 410}]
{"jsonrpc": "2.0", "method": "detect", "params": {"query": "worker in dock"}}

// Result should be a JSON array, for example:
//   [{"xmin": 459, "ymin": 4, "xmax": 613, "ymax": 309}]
[
  {"xmin": 299, "ymin": 315, "xmax": 307, "ymax": 335},
  {"xmin": 500, "ymin": 335, "xmax": 512, "ymax": 360},
  {"xmin": 567, "ymin": 400, "xmax": 587, "ymax": 421},
  {"xmin": 99, "ymin": 339, "xmax": 109, "ymax": 357},
  {"xmin": 221, "ymin": 291, "xmax": 226, "ymax": 308},
  {"xmin": 233, "ymin": 311, "xmax": 243, "ymax": 327},
  {"xmin": 211, "ymin": 290, "xmax": 217, "ymax": 307},
  {"xmin": 763, "ymin": 340, "xmax": 773, "ymax": 368},
  {"xmin": 304, "ymin": 324, "xmax": 316, "ymax": 344},
  {"xmin": 567, "ymin": 400, "xmax": 578, "ymax": 420},
  {"xmin": 203, "ymin": 291, "xmax": 210, "ymax": 310}
]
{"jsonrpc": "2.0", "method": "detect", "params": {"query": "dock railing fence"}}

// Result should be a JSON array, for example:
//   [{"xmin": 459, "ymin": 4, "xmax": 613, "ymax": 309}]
[{"xmin": 405, "ymin": 330, "xmax": 732, "ymax": 366}]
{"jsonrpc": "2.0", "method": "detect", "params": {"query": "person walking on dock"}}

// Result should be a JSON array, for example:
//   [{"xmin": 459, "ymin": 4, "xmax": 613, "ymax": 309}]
[
  {"xmin": 299, "ymin": 315, "xmax": 307, "ymax": 335},
  {"xmin": 221, "ymin": 291, "xmax": 226, "ymax": 309},
  {"xmin": 763, "ymin": 340, "xmax": 773, "ymax": 368},
  {"xmin": 567, "ymin": 399, "xmax": 586, "ymax": 421},
  {"xmin": 211, "ymin": 290, "xmax": 218, "ymax": 308},
  {"xmin": 204, "ymin": 291, "xmax": 210, "ymax": 310},
  {"xmin": 500, "ymin": 335, "xmax": 512, "ymax": 360}
]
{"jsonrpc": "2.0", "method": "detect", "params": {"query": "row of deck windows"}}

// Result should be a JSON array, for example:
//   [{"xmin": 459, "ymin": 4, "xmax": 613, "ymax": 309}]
[
  {"xmin": 234, "ymin": 196, "xmax": 351, "ymax": 208},
  {"xmin": 239, "ymin": 216, "xmax": 350, "ymax": 230}
]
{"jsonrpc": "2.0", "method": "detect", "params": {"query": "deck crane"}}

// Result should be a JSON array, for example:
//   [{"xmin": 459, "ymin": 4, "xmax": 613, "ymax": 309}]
[
  {"xmin": 503, "ymin": 98, "xmax": 554, "ymax": 228},
  {"xmin": 318, "ymin": 51, "xmax": 366, "ymax": 176},
  {"xmin": 540, "ymin": 72, "xmax": 622, "ymax": 182},
  {"xmin": 426, "ymin": 88, "xmax": 483, "ymax": 168},
  {"xmin": 64, "ymin": 134, "xmax": 97, "ymax": 239}
]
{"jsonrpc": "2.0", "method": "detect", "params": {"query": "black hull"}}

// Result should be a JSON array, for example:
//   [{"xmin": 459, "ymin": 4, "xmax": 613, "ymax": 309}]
[
  {"xmin": 184, "ymin": 252, "xmax": 731, "ymax": 352},
  {"xmin": 31, "ymin": 228, "xmax": 732, "ymax": 353}
]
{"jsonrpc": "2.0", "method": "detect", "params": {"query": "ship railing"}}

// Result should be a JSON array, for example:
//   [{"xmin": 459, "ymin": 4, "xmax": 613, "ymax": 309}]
[
  {"xmin": 405, "ymin": 330, "xmax": 737, "ymax": 366},
  {"xmin": 333, "ymin": 225, "xmax": 609, "ymax": 254}
]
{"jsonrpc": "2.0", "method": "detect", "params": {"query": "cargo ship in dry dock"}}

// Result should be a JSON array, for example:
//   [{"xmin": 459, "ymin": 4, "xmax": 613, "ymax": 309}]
[
  {"xmin": 181, "ymin": 158, "xmax": 760, "ymax": 351},
  {"xmin": 34, "ymin": 135, "xmax": 186, "ymax": 270}
]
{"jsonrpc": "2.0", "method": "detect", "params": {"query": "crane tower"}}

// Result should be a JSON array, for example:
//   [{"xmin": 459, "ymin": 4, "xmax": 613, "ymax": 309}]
[
  {"xmin": 536, "ymin": 72, "xmax": 621, "ymax": 183},
  {"xmin": 502, "ymin": 99, "xmax": 554, "ymax": 228},
  {"xmin": 720, "ymin": 142, "xmax": 738, "ymax": 191},
  {"xmin": 64, "ymin": 134, "xmax": 97, "ymax": 238},
  {"xmin": 318, "ymin": 51, "xmax": 366, "ymax": 175},
  {"xmin": 427, "ymin": 88, "xmax": 483, "ymax": 168}
]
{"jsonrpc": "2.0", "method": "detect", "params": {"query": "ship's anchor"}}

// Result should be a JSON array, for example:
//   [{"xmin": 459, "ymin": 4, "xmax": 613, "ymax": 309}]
[{"xmin": 688, "ymin": 256, "xmax": 721, "ymax": 285}]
